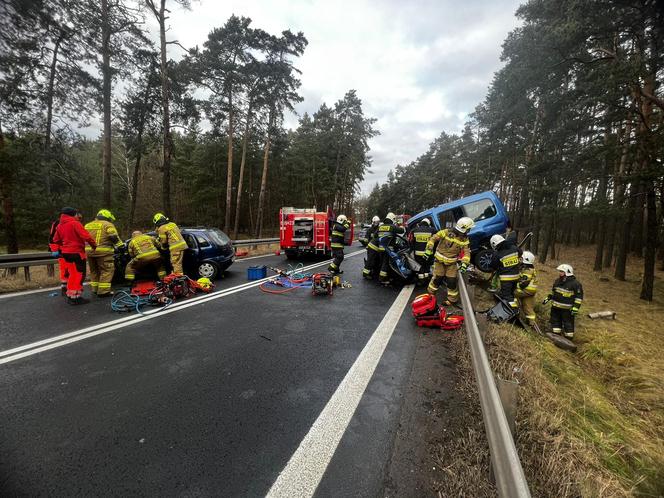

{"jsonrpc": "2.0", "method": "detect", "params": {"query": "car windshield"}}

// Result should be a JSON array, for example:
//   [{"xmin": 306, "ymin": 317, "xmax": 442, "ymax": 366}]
[
  {"xmin": 207, "ymin": 229, "xmax": 231, "ymax": 246},
  {"xmin": 463, "ymin": 199, "xmax": 497, "ymax": 222}
]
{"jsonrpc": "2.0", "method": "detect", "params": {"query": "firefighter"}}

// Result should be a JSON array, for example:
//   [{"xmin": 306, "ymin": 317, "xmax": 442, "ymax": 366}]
[
  {"xmin": 409, "ymin": 218, "xmax": 436, "ymax": 281},
  {"xmin": 378, "ymin": 212, "xmax": 405, "ymax": 285},
  {"xmin": 153, "ymin": 213, "xmax": 187, "ymax": 275},
  {"xmin": 51, "ymin": 207, "xmax": 97, "ymax": 305},
  {"xmin": 362, "ymin": 215, "xmax": 381, "ymax": 279},
  {"xmin": 48, "ymin": 216, "xmax": 68, "ymax": 295},
  {"xmin": 125, "ymin": 230, "xmax": 167, "ymax": 281},
  {"xmin": 424, "ymin": 217, "xmax": 474, "ymax": 304},
  {"xmin": 544, "ymin": 264, "xmax": 584, "ymax": 340},
  {"xmin": 328, "ymin": 214, "xmax": 351, "ymax": 274},
  {"xmin": 489, "ymin": 234, "xmax": 521, "ymax": 310},
  {"xmin": 515, "ymin": 250, "xmax": 538, "ymax": 324},
  {"xmin": 84, "ymin": 209, "xmax": 123, "ymax": 297}
]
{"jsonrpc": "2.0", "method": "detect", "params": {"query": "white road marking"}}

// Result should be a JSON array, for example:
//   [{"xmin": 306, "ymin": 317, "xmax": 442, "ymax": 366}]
[
  {"xmin": 266, "ymin": 284, "xmax": 415, "ymax": 498},
  {"xmin": 0, "ymin": 250, "xmax": 365, "ymax": 365}
]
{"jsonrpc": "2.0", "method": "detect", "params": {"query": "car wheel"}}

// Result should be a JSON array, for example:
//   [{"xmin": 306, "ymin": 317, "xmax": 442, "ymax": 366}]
[
  {"xmin": 474, "ymin": 249, "xmax": 494, "ymax": 273},
  {"xmin": 197, "ymin": 261, "xmax": 219, "ymax": 279}
]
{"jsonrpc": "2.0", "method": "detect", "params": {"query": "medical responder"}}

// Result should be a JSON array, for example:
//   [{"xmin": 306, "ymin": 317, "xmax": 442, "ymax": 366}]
[
  {"xmin": 378, "ymin": 212, "xmax": 406, "ymax": 285},
  {"xmin": 125, "ymin": 230, "xmax": 166, "ymax": 281},
  {"xmin": 153, "ymin": 213, "xmax": 187, "ymax": 275},
  {"xmin": 51, "ymin": 207, "xmax": 97, "ymax": 305},
  {"xmin": 409, "ymin": 218, "xmax": 436, "ymax": 281},
  {"xmin": 362, "ymin": 215, "xmax": 381, "ymax": 279},
  {"xmin": 425, "ymin": 217, "xmax": 474, "ymax": 304},
  {"xmin": 544, "ymin": 264, "xmax": 584, "ymax": 339},
  {"xmin": 515, "ymin": 250, "xmax": 538, "ymax": 324},
  {"xmin": 49, "ymin": 216, "xmax": 68, "ymax": 295},
  {"xmin": 84, "ymin": 209, "xmax": 123, "ymax": 297},
  {"xmin": 489, "ymin": 233, "xmax": 521, "ymax": 310},
  {"xmin": 328, "ymin": 214, "xmax": 351, "ymax": 274}
]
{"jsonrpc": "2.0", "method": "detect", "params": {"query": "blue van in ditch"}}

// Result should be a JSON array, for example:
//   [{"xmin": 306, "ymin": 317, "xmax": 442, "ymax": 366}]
[{"xmin": 407, "ymin": 191, "xmax": 510, "ymax": 271}]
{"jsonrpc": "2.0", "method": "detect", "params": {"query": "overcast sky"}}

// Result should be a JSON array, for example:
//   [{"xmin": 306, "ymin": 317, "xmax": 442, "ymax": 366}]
[{"xmin": 159, "ymin": 0, "xmax": 523, "ymax": 194}]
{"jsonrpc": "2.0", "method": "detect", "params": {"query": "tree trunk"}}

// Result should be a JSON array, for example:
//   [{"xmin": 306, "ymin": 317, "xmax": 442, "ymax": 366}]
[
  {"xmin": 44, "ymin": 33, "xmax": 64, "ymax": 199},
  {"xmin": 0, "ymin": 123, "xmax": 18, "ymax": 255},
  {"xmin": 640, "ymin": 183, "xmax": 657, "ymax": 300},
  {"xmin": 156, "ymin": 0, "xmax": 172, "ymax": 215},
  {"xmin": 593, "ymin": 129, "xmax": 611, "ymax": 270},
  {"xmin": 233, "ymin": 103, "xmax": 251, "ymax": 240},
  {"xmin": 615, "ymin": 183, "xmax": 636, "ymax": 281},
  {"xmin": 256, "ymin": 109, "xmax": 274, "ymax": 238},
  {"xmin": 101, "ymin": 0, "xmax": 112, "ymax": 206}
]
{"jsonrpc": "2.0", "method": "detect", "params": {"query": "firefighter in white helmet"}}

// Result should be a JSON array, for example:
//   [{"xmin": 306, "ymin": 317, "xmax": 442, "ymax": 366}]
[
  {"xmin": 424, "ymin": 217, "xmax": 474, "ymax": 304},
  {"xmin": 543, "ymin": 264, "xmax": 584, "ymax": 339},
  {"xmin": 329, "ymin": 214, "xmax": 351, "ymax": 274},
  {"xmin": 362, "ymin": 215, "xmax": 382, "ymax": 279},
  {"xmin": 489, "ymin": 233, "xmax": 521, "ymax": 310},
  {"xmin": 515, "ymin": 251, "xmax": 538, "ymax": 324},
  {"xmin": 377, "ymin": 212, "xmax": 405, "ymax": 285}
]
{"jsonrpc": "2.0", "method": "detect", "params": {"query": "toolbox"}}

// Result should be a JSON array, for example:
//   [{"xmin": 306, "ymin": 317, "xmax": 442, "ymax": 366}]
[{"xmin": 247, "ymin": 265, "xmax": 267, "ymax": 280}]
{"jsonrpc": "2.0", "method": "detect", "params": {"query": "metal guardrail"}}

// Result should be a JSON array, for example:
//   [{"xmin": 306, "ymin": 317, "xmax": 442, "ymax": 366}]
[
  {"xmin": 458, "ymin": 274, "xmax": 531, "ymax": 498},
  {"xmin": 0, "ymin": 238, "xmax": 281, "ymax": 278}
]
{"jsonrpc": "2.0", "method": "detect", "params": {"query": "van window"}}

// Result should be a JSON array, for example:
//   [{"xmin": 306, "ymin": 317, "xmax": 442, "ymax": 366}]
[
  {"xmin": 437, "ymin": 210, "xmax": 456, "ymax": 229},
  {"xmin": 464, "ymin": 198, "xmax": 497, "ymax": 222}
]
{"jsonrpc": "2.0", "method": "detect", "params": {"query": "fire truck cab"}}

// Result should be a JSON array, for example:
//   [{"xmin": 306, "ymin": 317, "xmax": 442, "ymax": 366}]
[{"xmin": 279, "ymin": 206, "xmax": 354, "ymax": 259}]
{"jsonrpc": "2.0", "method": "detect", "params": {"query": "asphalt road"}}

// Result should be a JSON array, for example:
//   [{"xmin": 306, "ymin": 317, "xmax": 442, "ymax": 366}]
[{"xmin": 0, "ymin": 245, "xmax": 426, "ymax": 497}]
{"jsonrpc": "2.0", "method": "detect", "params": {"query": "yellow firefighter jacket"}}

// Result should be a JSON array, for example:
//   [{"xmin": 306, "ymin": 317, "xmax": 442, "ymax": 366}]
[
  {"xmin": 156, "ymin": 222, "xmax": 187, "ymax": 253},
  {"xmin": 128, "ymin": 234, "xmax": 160, "ymax": 260},
  {"xmin": 425, "ymin": 229, "xmax": 470, "ymax": 265},
  {"xmin": 84, "ymin": 219, "xmax": 123, "ymax": 256}
]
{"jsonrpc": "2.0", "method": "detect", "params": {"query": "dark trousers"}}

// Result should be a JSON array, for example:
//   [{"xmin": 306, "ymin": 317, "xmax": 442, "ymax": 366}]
[
  {"xmin": 379, "ymin": 250, "xmax": 390, "ymax": 282},
  {"xmin": 550, "ymin": 307, "xmax": 574, "ymax": 333},
  {"xmin": 363, "ymin": 247, "xmax": 380, "ymax": 277},
  {"xmin": 498, "ymin": 279, "xmax": 518, "ymax": 307},
  {"xmin": 329, "ymin": 248, "xmax": 344, "ymax": 273}
]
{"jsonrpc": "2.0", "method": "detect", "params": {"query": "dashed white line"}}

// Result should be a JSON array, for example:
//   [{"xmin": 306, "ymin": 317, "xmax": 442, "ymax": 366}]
[{"xmin": 266, "ymin": 284, "xmax": 415, "ymax": 498}]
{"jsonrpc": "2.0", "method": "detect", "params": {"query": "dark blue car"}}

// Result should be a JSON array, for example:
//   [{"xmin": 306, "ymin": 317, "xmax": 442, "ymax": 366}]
[
  {"xmin": 115, "ymin": 227, "xmax": 235, "ymax": 281},
  {"xmin": 407, "ymin": 191, "xmax": 510, "ymax": 271}
]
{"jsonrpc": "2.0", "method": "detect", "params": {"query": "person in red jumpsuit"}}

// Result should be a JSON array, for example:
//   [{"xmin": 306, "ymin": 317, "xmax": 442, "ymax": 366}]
[{"xmin": 51, "ymin": 207, "xmax": 97, "ymax": 305}]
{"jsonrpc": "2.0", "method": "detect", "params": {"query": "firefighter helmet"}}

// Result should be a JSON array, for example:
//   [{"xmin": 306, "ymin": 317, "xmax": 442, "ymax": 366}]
[
  {"xmin": 556, "ymin": 264, "xmax": 574, "ymax": 276},
  {"xmin": 153, "ymin": 212, "xmax": 168, "ymax": 225},
  {"xmin": 490, "ymin": 234, "xmax": 505, "ymax": 250},
  {"xmin": 337, "ymin": 214, "xmax": 348, "ymax": 224},
  {"xmin": 372, "ymin": 215, "xmax": 380, "ymax": 224},
  {"xmin": 197, "ymin": 277, "xmax": 213, "ymax": 290},
  {"xmin": 522, "ymin": 251, "xmax": 535, "ymax": 265},
  {"xmin": 454, "ymin": 217, "xmax": 474, "ymax": 234},
  {"xmin": 420, "ymin": 218, "xmax": 431, "ymax": 226},
  {"xmin": 97, "ymin": 209, "xmax": 116, "ymax": 221},
  {"xmin": 386, "ymin": 212, "xmax": 397, "ymax": 223}
]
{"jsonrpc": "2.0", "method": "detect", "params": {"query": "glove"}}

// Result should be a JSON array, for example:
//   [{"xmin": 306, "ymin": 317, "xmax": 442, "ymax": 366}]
[
  {"xmin": 459, "ymin": 262, "xmax": 469, "ymax": 273},
  {"xmin": 571, "ymin": 308, "xmax": 579, "ymax": 316},
  {"xmin": 51, "ymin": 251, "xmax": 60, "ymax": 258},
  {"xmin": 542, "ymin": 294, "xmax": 552, "ymax": 305}
]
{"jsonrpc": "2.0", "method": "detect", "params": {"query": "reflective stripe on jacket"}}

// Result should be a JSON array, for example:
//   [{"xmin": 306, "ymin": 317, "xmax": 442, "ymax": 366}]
[
  {"xmin": 128, "ymin": 235, "xmax": 160, "ymax": 259},
  {"xmin": 85, "ymin": 219, "xmax": 122, "ymax": 255},
  {"xmin": 551, "ymin": 276, "xmax": 584, "ymax": 309},
  {"xmin": 410, "ymin": 226, "xmax": 435, "ymax": 257},
  {"xmin": 330, "ymin": 221, "xmax": 348, "ymax": 249},
  {"xmin": 377, "ymin": 220, "xmax": 405, "ymax": 251},
  {"xmin": 425, "ymin": 229, "xmax": 470, "ymax": 264},
  {"xmin": 156, "ymin": 222, "xmax": 187, "ymax": 252},
  {"xmin": 517, "ymin": 266, "xmax": 538, "ymax": 296},
  {"xmin": 492, "ymin": 240, "xmax": 520, "ymax": 279}
]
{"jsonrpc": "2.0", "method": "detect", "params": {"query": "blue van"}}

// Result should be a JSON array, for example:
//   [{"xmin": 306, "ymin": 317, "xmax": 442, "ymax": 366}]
[{"xmin": 407, "ymin": 191, "xmax": 510, "ymax": 271}]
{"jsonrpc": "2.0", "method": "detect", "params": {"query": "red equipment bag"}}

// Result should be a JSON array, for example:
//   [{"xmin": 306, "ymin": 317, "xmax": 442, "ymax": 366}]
[
  {"xmin": 411, "ymin": 293, "xmax": 437, "ymax": 317},
  {"xmin": 131, "ymin": 280, "xmax": 158, "ymax": 296}
]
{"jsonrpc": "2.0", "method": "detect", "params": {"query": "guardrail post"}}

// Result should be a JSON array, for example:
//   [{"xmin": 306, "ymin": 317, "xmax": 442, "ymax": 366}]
[
  {"xmin": 24, "ymin": 266, "xmax": 31, "ymax": 282},
  {"xmin": 47, "ymin": 264, "xmax": 55, "ymax": 277}
]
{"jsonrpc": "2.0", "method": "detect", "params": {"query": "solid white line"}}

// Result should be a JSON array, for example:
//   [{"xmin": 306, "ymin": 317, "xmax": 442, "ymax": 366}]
[
  {"xmin": 266, "ymin": 284, "xmax": 414, "ymax": 498},
  {"xmin": 0, "ymin": 250, "xmax": 365, "ymax": 364}
]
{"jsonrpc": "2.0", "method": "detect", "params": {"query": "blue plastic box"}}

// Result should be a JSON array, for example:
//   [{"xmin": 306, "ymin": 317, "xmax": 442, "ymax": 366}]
[{"xmin": 247, "ymin": 265, "xmax": 267, "ymax": 280}]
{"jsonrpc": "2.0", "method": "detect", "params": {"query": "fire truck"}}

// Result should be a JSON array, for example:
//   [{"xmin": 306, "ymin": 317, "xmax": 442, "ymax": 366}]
[{"xmin": 279, "ymin": 206, "xmax": 354, "ymax": 259}]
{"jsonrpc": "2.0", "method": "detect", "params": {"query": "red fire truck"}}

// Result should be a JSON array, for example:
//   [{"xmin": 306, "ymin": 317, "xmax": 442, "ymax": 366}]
[{"xmin": 279, "ymin": 206, "xmax": 354, "ymax": 259}]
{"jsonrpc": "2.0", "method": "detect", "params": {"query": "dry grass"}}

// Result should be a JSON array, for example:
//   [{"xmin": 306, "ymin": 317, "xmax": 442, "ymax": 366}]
[
  {"xmin": 0, "ymin": 265, "xmax": 60, "ymax": 293},
  {"xmin": 479, "ymin": 246, "xmax": 664, "ymax": 497}
]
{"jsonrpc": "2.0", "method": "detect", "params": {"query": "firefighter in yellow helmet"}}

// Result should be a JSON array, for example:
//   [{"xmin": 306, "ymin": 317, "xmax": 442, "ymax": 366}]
[
  {"xmin": 153, "ymin": 213, "xmax": 187, "ymax": 275},
  {"xmin": 424, "ymin": 217, "xmax": 474, "ymax": 304},
  {"xmin": 84, "ymin": 209, "xmax": 124, "ymax": 296},
  {"xmin": 125, "ymin": 230, "xmax": 166, "ymax": 281}
]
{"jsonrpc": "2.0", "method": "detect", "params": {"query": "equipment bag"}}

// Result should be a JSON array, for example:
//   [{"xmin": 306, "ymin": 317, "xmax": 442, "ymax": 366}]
[
  {"xmin": 486, "ymin": 297, "xmax": 518, "ymax": 323},
  {"xmin": 411, "ymin": 293, "xmax": 437, "ymax": 317}
]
